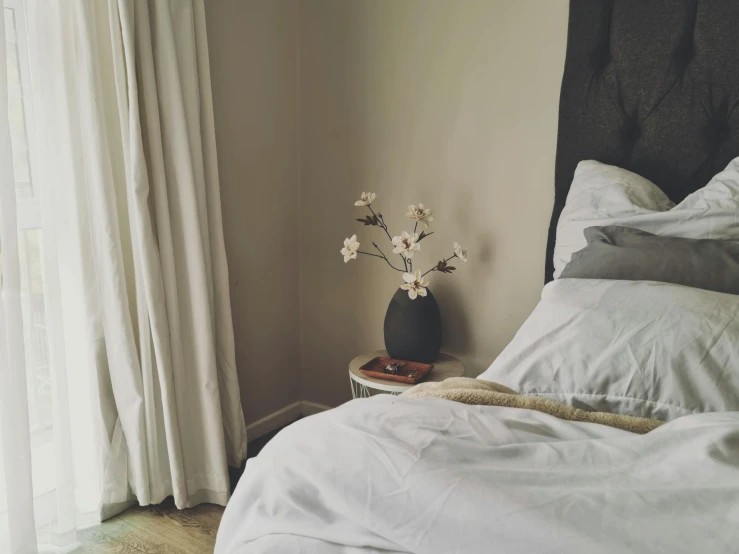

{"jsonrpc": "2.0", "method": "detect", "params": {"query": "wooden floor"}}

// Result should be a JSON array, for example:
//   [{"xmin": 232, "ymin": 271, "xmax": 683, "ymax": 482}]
[
  {"xmin": 75, "ymin": 427, "xmax": 283, "ymax": 553},
  {"xmin": 76, "ymin": 500, "xmax": 223, "ymax": 554}
]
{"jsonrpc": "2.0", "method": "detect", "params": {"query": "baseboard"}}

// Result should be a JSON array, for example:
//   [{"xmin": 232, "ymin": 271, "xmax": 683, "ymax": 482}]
[
  {"xmin": 246, "ymin": 401, "xmax": 303, "ymax": 440},
  {"xmin": 301, "ymin": 400, "xmax": 332, "ymax": 416},
  {"xmin": 245, "ymin": 400, "xmax": 334, "ymax": 440}
]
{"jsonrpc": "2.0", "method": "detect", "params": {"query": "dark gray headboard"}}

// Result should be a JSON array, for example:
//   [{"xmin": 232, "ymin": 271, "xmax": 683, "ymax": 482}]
[{"xmin": 546, "ymin": 0, "xmax": 739, "ymax": 282}]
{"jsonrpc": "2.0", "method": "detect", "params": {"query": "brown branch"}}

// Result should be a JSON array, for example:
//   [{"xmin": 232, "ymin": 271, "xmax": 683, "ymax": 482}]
[
  {"xmin": 369, "ymin": 206, "xmax": 408, "ymax": 271},
  {"xmin": 422, "ymin": 254, "xmax": 457, "ymax": 277},
  {"xmin": 372, "ymin": 242, "xmax": 405, "ymax": 272}
]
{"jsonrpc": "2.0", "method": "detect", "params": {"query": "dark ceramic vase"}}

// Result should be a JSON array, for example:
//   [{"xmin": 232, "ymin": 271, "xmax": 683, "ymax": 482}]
[{"xmin": 383, "ymin": 287, "xmax": 442, "ymax": 363}]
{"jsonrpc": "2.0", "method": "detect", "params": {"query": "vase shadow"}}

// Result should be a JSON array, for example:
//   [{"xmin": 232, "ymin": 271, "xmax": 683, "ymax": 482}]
[{"xmin": 434, "ymin": 281, "xmax": 472, "ymax": 356}]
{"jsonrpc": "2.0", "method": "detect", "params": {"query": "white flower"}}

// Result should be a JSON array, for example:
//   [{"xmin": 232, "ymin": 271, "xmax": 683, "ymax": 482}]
[
  {"xmin": 405, "ymin": 203, "xmax": 433, "ymax": 227},
  {"xmin": 453, "ymin": 242, "xmax": 467, "ymax": 262},
  {"xmin": 391, "ymin": 231, "xmax": 421, "ymax": 259},
  {"xmin": 354, "ymin": 192, "xmax": 377, "ymax": 206},
  {"xmin": 341, "ymin": 234, "xmax": 360, "ymax": 263},
  {"xmin": 400, "ymin": 270, "xmax": 429, "ymax": 300}
]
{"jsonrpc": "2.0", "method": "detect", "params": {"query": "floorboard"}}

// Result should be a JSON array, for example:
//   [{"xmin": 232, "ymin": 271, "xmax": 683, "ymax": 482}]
[{"xmin": 76, "ymin": 499, "xmax": 223, "ymax": 554}]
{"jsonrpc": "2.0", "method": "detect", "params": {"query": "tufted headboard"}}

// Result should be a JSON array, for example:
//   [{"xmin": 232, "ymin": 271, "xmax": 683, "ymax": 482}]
[{"xmin": 545, "ymin": 0, "xmax": 739, "ymax": 282}]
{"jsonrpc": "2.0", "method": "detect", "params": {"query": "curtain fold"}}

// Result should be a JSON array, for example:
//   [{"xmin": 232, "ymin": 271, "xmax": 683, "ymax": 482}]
[
  {"xmin": 67, "ymin": 0, "xmax": 248, "ymax": 511},
  {"xmin": 0, "ymin": 0, "xmax": 246, "ymax": 551}
]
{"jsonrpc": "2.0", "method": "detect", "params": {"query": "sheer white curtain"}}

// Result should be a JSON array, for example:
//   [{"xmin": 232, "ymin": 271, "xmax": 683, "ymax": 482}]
[{"xmin": 0, "ymin": 1, "xmax": 247, "ymax": 552}]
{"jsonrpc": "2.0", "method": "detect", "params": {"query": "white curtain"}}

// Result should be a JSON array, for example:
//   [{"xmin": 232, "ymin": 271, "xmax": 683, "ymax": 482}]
[{"xmin": 0, "ymin": 1, "xmax": 247, "ymax": 552}]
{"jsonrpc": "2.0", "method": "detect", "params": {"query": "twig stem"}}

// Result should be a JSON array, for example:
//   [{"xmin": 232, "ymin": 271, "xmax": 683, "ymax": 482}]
[
  {"xmin": 422, "ymin": 254, "xmax": 457, "ymax": 277},
  {"xmin": 372, "ymin": 243, "xmax": 405, "ymax": 272},
  {"xmin": 369, "ymin": 206, "xmax": 408, "ymax": 271}
]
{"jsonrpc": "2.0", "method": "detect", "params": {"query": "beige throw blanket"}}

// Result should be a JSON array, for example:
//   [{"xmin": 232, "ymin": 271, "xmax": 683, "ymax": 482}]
[{"xmin": 402, "ymin": 377, "xmax": 663, "ymax": 434}]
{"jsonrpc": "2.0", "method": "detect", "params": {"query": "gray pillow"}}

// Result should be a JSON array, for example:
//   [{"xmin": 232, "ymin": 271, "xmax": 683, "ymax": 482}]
[{"xmin": 560, "ymin": 226, "xmax": 739, "ymax": 295}]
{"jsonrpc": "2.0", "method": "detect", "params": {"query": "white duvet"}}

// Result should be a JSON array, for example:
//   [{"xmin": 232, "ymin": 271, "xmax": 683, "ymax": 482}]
[{"xmin": 215, "ymin": 395, "xmax": 739, "ymax": 554}]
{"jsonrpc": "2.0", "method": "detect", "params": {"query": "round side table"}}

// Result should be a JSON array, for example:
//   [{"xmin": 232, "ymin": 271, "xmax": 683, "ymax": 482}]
[{"xmin": 348, "ymin": 350, "xmax": 464, "ymax": 398}]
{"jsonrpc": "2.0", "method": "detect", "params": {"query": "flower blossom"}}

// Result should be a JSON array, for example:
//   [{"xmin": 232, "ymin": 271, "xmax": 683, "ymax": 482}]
[
  {"xmin": 400, "ymin": 270, "xmax": 429, "ymax": 300},
  {"xmin": 453, "ymin": 242, "xmax": 467, "ymax": 262},
  {"xmin": 354, "ymin": 192, "xmax": 377, "ymax": 206},
  {"xmin": 341, "ymin": 235, "xmax": 360, "ymax": 262},
  {"xmin": 405, "ymin": 203, "xmax": 433, "ymax": 227},
  {"xmin": 391, "ymin": 231, "xmax": 421, "ymax": 259}
]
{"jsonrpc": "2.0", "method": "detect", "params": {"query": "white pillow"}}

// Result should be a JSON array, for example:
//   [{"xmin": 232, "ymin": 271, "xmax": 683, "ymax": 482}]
[
  {"xmin": 552, "ymin": 157, "xmax": 739, "ymax": 279},
  {"xmin": 477, "ymin": 279, "xmax": 739, "ymax": 421}
]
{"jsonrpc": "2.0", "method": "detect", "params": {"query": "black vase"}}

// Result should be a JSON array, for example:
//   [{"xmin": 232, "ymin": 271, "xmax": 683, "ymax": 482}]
[{"xmin": 383, "ymin": 287, "xmax": 442, "ymax": 363}]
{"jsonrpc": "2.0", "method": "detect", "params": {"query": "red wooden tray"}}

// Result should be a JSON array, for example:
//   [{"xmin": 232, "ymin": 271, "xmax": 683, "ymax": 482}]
[{"xmin": 359, "ymin": 356, "xmax": 434, "ymax": 384}]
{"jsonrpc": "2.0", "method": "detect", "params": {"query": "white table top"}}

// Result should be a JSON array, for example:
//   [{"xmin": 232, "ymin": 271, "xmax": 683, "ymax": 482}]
[{"xmin": 348, "ymin": 350, "xmax": 465, "ymax": 393}]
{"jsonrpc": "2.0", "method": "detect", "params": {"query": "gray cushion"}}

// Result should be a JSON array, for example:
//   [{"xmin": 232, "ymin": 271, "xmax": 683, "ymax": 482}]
[{"xmin": 560, "ymin": 226, "xmax": 739, "ymax": 295}]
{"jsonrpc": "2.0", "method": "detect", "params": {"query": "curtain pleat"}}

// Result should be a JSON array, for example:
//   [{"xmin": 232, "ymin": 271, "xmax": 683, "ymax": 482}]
[
  {"xmin": 192, "ymin": 0, "xmax": 245, "ymax": 467},
  {"xmin": 71, "ymin": 0, "xmax": 153, "ymax": 508}
]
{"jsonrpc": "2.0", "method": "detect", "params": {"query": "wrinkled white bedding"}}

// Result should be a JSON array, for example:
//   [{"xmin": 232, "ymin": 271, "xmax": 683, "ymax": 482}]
[
  {"xmin": 215, "ymin": 395, "xmax": 739, "ymax": 554},
  {"xmin": 478, "ymin": 279, "xmax": 739, "ymax": 421}
]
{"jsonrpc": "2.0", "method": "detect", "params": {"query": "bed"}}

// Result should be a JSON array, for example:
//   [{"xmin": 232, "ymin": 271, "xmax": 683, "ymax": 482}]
[{"xmin": 216, "ymin": 1, "xmax": 739, "ymax": 552}]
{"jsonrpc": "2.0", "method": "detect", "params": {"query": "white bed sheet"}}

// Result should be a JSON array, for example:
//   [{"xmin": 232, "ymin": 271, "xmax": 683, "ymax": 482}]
[{"xmin": 215, "ymin": 395, "xmax": 739, "ymax": 554}]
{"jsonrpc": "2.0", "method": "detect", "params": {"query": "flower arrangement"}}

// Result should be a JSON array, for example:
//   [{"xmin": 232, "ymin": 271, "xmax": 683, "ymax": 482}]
[{"xmin": 341, "ymin": 192, "xmax": 467, "ymax": 299}]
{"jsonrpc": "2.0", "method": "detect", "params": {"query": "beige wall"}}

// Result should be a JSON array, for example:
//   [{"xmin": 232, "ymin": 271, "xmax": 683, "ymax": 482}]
[
  {"xmin": 299, "ymin": 0, "xmax": 569, "ymax": 407},
  {"xmin": 206, "ymin": 0, "xmax": 301, "ymax": 425},
  {"xmin": 206, "ymin": 0, "xmax": 570, "ymax": 419}
]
